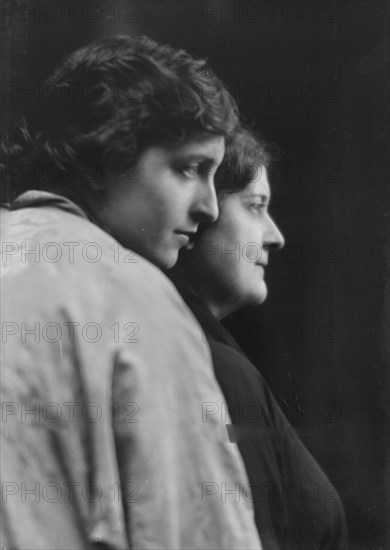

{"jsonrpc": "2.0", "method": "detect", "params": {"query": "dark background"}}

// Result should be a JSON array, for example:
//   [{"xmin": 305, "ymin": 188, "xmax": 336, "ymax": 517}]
[{"xmin": 1, "ymin": 1, "xmax": 389, "ymax": 548}]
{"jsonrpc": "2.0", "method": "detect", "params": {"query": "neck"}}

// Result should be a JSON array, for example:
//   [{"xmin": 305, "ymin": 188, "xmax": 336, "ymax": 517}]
[
  {"xmin": 67, "ymin": 185, "xmax": 111, "ymax": 233},
  {"xmin": 197, "ymin": 292, "xmax": 238, "ymax": 320},
  {"xmin": 176, "ymin": 269, "xmax": 238, "ymax": 320}
]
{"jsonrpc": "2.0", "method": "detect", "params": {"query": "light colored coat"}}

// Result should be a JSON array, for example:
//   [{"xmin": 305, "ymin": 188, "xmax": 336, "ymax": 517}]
[{"xmin": 0, "ymin": 191, "xmax": 261, "ymax": 550}]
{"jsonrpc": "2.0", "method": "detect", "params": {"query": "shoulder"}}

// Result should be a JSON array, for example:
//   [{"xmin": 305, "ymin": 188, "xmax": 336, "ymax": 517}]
[{"xmin": 2, "ymin": 205, "xmax": 199, "ymax": 340}]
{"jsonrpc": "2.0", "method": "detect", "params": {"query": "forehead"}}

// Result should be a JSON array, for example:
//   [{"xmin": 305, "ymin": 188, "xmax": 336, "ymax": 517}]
[
  {"xmin": 243, "ymin": 166, "xmax": 270, "ymax": 197},
  {"xmin": 165, "ymin": 134, "xmax": 225, "ymax": 162}
]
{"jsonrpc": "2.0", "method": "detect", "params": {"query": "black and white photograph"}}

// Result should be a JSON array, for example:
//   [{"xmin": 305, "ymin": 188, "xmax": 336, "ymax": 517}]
[{"xmin": 1, "ymin": 1, "xmax": 389, "ymax": 548}]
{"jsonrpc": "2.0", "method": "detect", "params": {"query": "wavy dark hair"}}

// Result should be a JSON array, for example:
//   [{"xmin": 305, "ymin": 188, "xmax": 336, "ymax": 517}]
[
  {"xmin": 214, "ymin": 125, "xmax": 276, "ymax": 195},
  {"xmin": 1, "ymin": 34, "xmax": 238, "ymax": 201}
]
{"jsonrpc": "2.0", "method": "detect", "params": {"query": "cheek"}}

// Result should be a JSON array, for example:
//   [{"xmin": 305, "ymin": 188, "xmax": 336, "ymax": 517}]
[
  {"xmin": 209, "ymin": 255, "xmax": 245, "ymax": 297},
  {"xmin": 143, "ymin": 199, "xmax": 175, "ymax": 235},
  {"xmin": 153, "ymin": 190, "xmax": 185, "ymax": 228},
  {"xmin": 133, "ymin": 169, "xmax": 180, "ymax": 215},
  {"xmin": 215, "ymin": 211, "xmax": 252, "ymax": 258},
  {"xmin": 231, "ymin": 253, "xmax": 265, "ymax": 297}
]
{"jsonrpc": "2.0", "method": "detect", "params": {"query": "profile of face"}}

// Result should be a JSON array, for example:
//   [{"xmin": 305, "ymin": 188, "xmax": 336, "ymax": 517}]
[
  {"xmin": 179, "ymin": 166, "xmax": 285, "ymax": 319},
  {"xmin": 98, "ymin": 134, "xmax": 225, "ymax": 269}
]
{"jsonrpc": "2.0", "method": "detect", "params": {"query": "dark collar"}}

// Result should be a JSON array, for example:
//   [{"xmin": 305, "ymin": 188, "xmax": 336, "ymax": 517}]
[{"xmin": 169, "ymin": 275, "xmax": 245, "ymax": 354}]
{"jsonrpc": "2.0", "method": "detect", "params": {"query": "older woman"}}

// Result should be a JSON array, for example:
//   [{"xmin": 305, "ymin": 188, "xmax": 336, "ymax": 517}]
[{"xmin": 172, "ymin": 127, "xmax": 349, "ymax": 550}]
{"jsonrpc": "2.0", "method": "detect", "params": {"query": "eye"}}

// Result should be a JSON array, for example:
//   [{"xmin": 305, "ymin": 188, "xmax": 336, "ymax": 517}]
[
  {"xmin": 250, "ymin": 202, "xmax": 266, "ymax": 212},
  {"xmin": 180, "ymin": 161, "xmax": 215, "ymax": 180},
  {"xmin": 181, "ymin": 164, "xmax": 201, "ymax": 178}
]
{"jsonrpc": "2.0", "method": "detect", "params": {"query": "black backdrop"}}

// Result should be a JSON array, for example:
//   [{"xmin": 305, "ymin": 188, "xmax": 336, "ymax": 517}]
[{"xmin": 1, "ymin": 1, "xmax": 389, "ymax": 548}]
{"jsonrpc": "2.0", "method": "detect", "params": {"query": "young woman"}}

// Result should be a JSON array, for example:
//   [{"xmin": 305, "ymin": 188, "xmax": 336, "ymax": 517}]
[
  {"xmin": 172, "ymin": 127, "xmax": 349, "ymax": 550},
  {"xmin": 0, "ymin": 37, "xmax": 262, "ymax": 549}
]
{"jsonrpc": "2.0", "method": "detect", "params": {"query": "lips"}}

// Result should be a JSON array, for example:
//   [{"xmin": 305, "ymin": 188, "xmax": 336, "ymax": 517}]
[
  {"xmin": 175, "ymin": 229, "xmax": 197, "ymax": 240},
  {"xmin": 255, "ymin": 255, "xmax": 268, "ymax": 267},
  {"xmin": 175, "ymin": 230, "xmax": 197, "ymax": 251},
  {"xmin": 176, "ymin": 232, "xmax": 190, "ymax": 242},
  {"xmin": 176, "ymin": 229, "xmax": 196, "ymax": 236}
]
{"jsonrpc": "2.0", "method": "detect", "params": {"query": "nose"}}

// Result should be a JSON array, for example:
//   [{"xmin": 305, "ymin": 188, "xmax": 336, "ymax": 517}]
[
  {"xmin": 264, "ymin": 214, "xmax": 285, "ymax": 250},
  {"xmin": 192, "ymin": 179, "xmax": 219, "ymax": 223}
]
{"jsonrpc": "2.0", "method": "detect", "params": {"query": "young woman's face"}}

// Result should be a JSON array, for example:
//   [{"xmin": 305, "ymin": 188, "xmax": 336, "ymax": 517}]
[
  {"xmin": 99, "ymin": 134, "xmax": 225, "ymax": 269},
  {"xmin": 182, "ymin": 166, "xmax": 285, "ymax": 317}
]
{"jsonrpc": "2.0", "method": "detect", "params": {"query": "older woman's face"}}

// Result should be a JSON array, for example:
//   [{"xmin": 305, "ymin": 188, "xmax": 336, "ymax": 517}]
[{"xmin": 185, "ymin": 166, "xmax": 284, "ymax": 316}]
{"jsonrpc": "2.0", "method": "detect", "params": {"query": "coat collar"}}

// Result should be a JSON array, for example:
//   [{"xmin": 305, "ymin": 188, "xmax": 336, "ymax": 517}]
[{"xmin": 10, "ymin": 190, "xmax": 90, "ymax": 220}]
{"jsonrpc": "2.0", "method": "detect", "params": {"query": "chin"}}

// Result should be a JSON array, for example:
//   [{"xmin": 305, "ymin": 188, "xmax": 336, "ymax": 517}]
[
  {"xmin": 157, "ymin": 249, "xmax": 179, "ymax": 271},
  {"xmin": 247, "ymin": 284, "xmax": 268, "ymax": 306}
]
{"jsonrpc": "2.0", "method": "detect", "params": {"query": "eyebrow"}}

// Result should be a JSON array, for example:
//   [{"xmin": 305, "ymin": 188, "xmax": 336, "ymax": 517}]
[
  {"xmin": 175, "ymin": 154, "xmax": 220, "ymax": 164},
  {"xmin": 246, "ymin": 193, "xmax": 270, "ymax": 202}
]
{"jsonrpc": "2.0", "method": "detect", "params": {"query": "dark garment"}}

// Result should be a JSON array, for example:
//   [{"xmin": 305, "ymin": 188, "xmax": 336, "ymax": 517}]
[{"xmin": 173, "ymin": 280, "xmax": 349, "ymax": 550}]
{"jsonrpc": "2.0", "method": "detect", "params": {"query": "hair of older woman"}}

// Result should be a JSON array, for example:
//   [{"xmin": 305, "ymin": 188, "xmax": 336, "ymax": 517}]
[
  {"xmin": 1, "ymin": 35, "xmax": 238, "ymax": 201},
  {"xmin": 214, "ymin": 125, "xmax": 276, "ymax": 195}
]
